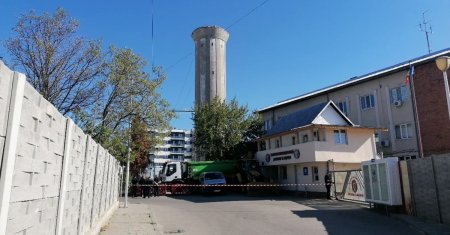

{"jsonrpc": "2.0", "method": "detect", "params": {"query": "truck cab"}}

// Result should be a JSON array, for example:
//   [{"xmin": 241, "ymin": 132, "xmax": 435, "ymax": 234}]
[{"xmin": 160, "ymin": 161, "xmax": 185, "ymax": 183}]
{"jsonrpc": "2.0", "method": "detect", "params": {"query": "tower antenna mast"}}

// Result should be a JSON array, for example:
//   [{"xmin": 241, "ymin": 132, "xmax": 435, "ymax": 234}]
[{"xmin": 419, "ymin": 11, "xmax": 432, "ymax": 54}]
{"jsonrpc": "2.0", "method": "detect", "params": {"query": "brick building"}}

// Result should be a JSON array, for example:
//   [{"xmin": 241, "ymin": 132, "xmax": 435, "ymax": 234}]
[{"xmin": 413, "ymin": 61, "xmax": 450, "ymax": 155}]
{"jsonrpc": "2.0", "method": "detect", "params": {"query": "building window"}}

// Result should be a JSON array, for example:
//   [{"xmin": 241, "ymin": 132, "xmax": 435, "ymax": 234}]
[
  {"xmin": 374, "ymin": 133, "xmax": 380, "ymax": 143},
  {"xmin": 303, "ymin": 134, "xmax": 309, "ymax": 143},
  {"xmin": 280, "ymin": 166, "xmax": 287, "ymax": 180},
  {"xmin": 334, "ymin": 130, "xmax": 347, "ymax": 144},
  {"xmin": 395, "ymin": 123, "xmax": 413, "ymax": 139},
  {"xmin": 275, "ymin": 139, "xmax": 280, "ymax": 148},
  {"xmin": 390, "ymin": 86, "xmax": 408, "ymax": 104},
  {"xmin": 313, "ymin": 130, "xmax": 319, "ymax": 141},
  {"xmin": 337, "ymin": 101, "xmax": 348, "ymax": 116},
  {"xmin": 292, "ymin": 136, "xmax": 296, "ymax": 145},
  {"xmin": 260, "ymin": 141, "xmax": 266, "ymax": 151},
  {"xmin": 264, "ymin": 120, "xmax": 272, "ymax": 131},
  {"xmin": 166, "ymin": 164, "xmax": 177, "ymax": 176},
  {"xmin": 360, "ymin": 94, "xmax": 375, "ymax": 110},
  {"xmin": 312, "ymin": 166, "xmax": 319, "ymax": 182}
]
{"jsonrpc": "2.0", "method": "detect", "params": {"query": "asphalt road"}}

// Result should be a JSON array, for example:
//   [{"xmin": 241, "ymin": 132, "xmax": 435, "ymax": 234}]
[{"xmin": 138, "ymin": 194, "xmax": 421, "ymax": 235}]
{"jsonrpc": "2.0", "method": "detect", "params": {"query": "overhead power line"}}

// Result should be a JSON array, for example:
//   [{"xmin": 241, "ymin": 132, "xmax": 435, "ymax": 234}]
[
  {"xmin": 226, "ymin": 0, "xmax": 270, "ymax": 30},
  {"xmin": 163, "ymin": 0, "xmax": 270, "ymax": 73}
]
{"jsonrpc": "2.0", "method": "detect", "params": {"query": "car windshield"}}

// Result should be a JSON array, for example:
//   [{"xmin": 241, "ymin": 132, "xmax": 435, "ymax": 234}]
[{"xmin": 205, "ymin": 173, "xmax": 224, "ymax": 180}]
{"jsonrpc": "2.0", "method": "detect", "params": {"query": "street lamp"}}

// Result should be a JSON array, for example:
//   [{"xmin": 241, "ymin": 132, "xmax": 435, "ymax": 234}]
[{"xmin": 435, "ymin": 56, "xmax": 450, "ymax": 119}]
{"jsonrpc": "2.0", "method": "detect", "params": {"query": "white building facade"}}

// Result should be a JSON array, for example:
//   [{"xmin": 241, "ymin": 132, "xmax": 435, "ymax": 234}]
[
  {"xmin": 147, "ymin": 129, "xmax": 193, "ymax": 179},
  {"xmin": 256, "ymin": 101, "xmax": 378, "ymax": 193}
]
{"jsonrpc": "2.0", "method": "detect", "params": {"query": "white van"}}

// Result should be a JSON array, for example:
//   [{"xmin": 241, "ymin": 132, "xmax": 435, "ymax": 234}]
[{"xmin": 199, "ymin": 171, "xmax": 226, "ymax": 194}]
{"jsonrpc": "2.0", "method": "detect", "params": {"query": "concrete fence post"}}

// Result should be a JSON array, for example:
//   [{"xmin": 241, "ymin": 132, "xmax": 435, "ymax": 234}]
[
  {"xmin": 90, "ymin": 146, "xmax": 100, "ymax": 229},
  {"xmin": 77, "ymin": 136, "xmax": 91, "ymax": 235},
  {"xmin": 99, "ymin": 154, "xmax": 110, "ymax": 214},
  {"xmin": 55, "ymin": 119, "xmax": 74, "ymax": 235},
  {"xmin": 0, "ymin": 72, "xmax": 25, "ymax": 235}
]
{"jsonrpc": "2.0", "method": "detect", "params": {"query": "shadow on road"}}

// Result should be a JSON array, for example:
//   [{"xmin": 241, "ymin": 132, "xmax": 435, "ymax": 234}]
[
  {"xmin": 292, "ymin": 209, "xmax": 419, "ymax": 235},
  {"xmin": 165, "ymin": 195, "xmax": 420, "ymax": 234},
  {"xmin": 165, "ymin": 193, "xmax": 286, "ymax": 203}
]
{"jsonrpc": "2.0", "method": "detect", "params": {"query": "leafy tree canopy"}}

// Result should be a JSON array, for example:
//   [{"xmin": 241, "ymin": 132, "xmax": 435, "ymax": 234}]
[
  {"xmin": 5, "ymin": 9, "xmax": 174, "ymax": 169},
  {"xmin": 6, "ymin": 8, "xmax": 106, "ymax": 115},
  {"xmin": 193, "ymin": 97, "xmax": 264, "ymax": 160}
]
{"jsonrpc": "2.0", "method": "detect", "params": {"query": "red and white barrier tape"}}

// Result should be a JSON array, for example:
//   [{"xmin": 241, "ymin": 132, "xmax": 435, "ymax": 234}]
[{"xmin": 133, "ymin": 183, "xmax": 326, "ymax": 187}]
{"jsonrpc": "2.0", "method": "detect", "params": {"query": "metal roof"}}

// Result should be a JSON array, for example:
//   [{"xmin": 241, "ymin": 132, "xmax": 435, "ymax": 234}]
[
  {"xmin": 258, "ymin": 47, "xmax": 450, "ymax": 112},
  {"xmin": 265, "ymin": 101, "xmax": 353, "ymax": 137}
]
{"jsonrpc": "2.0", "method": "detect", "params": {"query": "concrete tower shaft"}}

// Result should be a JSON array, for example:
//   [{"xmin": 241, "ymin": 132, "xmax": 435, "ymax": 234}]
[{"xmin": 192, "ymin": 26, "xmax": 229, "ymax": 107}]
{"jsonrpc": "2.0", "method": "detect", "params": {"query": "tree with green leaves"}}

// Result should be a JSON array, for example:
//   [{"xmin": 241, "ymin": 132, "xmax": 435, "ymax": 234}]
[
  {"xmin": 4, "ymin": 8, "xmax": 174, "ymax": 168},
  {"xmin": 5, "ymin": 8, "xmax": 106, "ymax": 115},
  {"xmin": 77, "ymin": 47, "xmax": 175, "ymax": 164},
  {"xmin": 193, "ymin": 97, "xmax": 264, "ymax": 160}
]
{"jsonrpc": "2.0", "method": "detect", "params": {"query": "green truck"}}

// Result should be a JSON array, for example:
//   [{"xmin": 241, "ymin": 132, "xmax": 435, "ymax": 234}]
[{"xmin": 159, "ymin": 160, "xmax": 265, "ymax": 194}]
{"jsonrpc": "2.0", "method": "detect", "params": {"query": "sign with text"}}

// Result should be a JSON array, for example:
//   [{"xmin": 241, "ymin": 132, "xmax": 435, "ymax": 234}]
[{"xmin": 344, "ymin": 171, "xmax": 365, "ymax": 201}]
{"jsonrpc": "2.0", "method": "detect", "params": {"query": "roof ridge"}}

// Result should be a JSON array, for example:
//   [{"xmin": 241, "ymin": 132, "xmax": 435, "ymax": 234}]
[{"xmin": 259, "ymin": 47, "xmax": 450, "ymax": 112}]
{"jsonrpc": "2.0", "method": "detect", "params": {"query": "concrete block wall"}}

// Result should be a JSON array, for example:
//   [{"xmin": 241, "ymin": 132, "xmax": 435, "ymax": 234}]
[
  {"xmin": 78, "ymin": 137, "xmax": 99, "ymax": 235},
  {"xmin": 408, "ymin": 158, "xmax": 440, "ymax": 222},
  {"xmin": 432, "ymin": 155, "xmax": 450, "ymax": 225},
  {"xmin": 62, "ymin": 124, "xmax": 87, "ymax": 235},
  {"xmin": 408, "ymin": 155, "xmax": 450, "ymax": 225},
  {"xmin": 0, "ymin": 60, "xmax": 121, "ymax": 235},
  {"xmin": 0, "ymin": 62, "xmax": 13, "ymax": 171},
  {"xmin": 8, "ymin": 81, "xmax": 66, "ymax": 235}
]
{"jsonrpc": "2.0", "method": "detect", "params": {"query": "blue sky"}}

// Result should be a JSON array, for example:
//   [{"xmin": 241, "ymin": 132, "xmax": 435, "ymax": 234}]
[{"xmin": 2, "ymin": 0, "xmax": 450, "ymax": 129}]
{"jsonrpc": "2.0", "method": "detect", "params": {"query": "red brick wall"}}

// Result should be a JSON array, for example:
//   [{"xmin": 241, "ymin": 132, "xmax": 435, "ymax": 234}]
[{"xmin": 414, "ymin": 62, "xmax": 450, "ymax": 155}]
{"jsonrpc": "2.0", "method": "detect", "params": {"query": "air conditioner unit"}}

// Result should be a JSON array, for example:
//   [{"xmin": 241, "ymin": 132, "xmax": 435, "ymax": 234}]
[
  {"xmin": 381, "ymin": 140, "xmax": 390, "ymax": 147},
  {"xmin": 393, "ymin": 100, "xmax": 402, "ymax": 107}
]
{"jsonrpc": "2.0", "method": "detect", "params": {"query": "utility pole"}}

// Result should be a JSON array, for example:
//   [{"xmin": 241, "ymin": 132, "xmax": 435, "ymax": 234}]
[
  {"xmin": 124, "ymin": 78, "xmax": 134, "ymax": 208},
  {"xmin": 419, "ymin": 11, "xmax": 432, "ymax": 54}
]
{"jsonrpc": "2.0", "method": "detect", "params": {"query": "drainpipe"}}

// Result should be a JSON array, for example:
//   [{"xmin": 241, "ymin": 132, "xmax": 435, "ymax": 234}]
[{"xmin": 408, "ymin": 64, "xmax": 424, "ymax": 158}]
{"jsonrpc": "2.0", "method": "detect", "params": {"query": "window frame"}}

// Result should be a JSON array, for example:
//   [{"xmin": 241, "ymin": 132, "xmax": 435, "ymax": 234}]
[
  {"xmin": 390, "ymin": 86, "xmax": 409, "ymax": 104},
  {"xmin": 395, "ymin": 123, "xmax": 413, "ymax": 139},
  {"xmin": 312, "ymin": 166, "xmax": 319, "ymax": 182},
  {"xmin": 334, "ymin": 129, "xmax": 348, "ymax": 145},
  {"xmin": 360, "ymin": 94, "xmax": 375, "ymax": 110},
  {"xmin": 302, "ymin": 134, "xmax": 309, "ymax": 143},
  {"xmin": 280, "ymin": 166, "xmax": 287, "ymax": 180},
  {"xmin": 337, "ymin": 101, "xmax": 348, "ymax": 116}
]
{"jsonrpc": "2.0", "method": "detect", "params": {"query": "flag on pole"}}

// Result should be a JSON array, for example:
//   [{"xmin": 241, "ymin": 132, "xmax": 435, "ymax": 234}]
[{"xmin": 405, "ymin": 65, "xmax": 414, "ymax": 85}]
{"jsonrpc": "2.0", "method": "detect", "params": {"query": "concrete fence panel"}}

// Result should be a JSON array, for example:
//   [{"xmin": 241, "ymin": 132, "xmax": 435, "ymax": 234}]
[
  {"xmin": 7, "ymin": 81, "xmax": 67, "ymax": 235},
  {"xmin": 61, "ymin": 124, "xmax": 88, "ymax": 235},
  {"xmin": 0, "ymin": 62, "xmax": 120, "ymax": 234},
  {"xmin": 0, "ymin": 61, "xmax": 14, "ymax": 171},
  {"xmin": 99, "ymin": 154, "xmax": 111, "ymax": 215},
  {"xmin": 432, "ymin": 155, "xmax": 450, "ymax": 224},
  {"xmin": 408, "ymin": 158, "xmax": 441, "ymax": 223},
  {"xmin": 78, "ymin": 137, "xmax": 99, "ymax": 235},
  {"xmin": 91, "ymin": 146, "xmax": 106, "ymax": 226}
]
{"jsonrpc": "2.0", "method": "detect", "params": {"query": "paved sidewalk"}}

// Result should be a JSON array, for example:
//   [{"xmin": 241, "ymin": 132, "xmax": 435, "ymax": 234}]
[{"xmin": 100, "ymin": 198, "xmax": 159, "ymax": 235}]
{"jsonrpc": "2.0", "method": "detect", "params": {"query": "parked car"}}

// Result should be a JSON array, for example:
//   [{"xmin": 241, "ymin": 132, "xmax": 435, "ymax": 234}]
[{"xmin": 199, "ymin": 171, "xmax": 226, "ymax": 194}]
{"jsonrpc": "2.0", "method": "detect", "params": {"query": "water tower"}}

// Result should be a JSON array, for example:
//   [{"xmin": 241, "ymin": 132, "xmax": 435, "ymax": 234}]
[{"xmin": 192, "ymin": 26, "xmax": 229, "ymax": 106}]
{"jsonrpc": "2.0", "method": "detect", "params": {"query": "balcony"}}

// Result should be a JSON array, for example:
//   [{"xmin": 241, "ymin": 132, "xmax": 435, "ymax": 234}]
[
  {"xmin": 256, "ymin": 137, "xmax": 374, "ymax": 166},
  {"xmin": 170, "ymin": 135, "xmax": 185, "ymax": 140}
]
